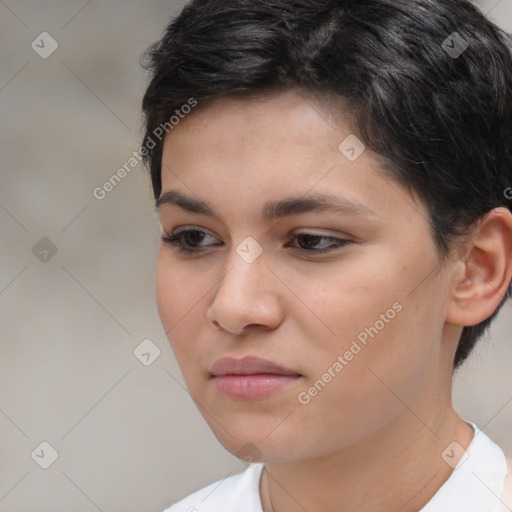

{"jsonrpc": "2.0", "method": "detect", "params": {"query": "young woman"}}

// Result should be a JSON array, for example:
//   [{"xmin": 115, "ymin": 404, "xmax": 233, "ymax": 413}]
[{"xmin": 140, "ymin": 0, "xmax": 512, "ymax": 510}]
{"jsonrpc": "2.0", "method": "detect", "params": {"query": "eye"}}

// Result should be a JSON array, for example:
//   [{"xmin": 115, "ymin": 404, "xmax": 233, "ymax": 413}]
[
  {"xmin": 288, "ymin": 233, "xmax": 351, "ymax": 253},
  {"xmin": 161, "ymin": 228, "xmax": 351, "ymax": 255},
  {"xmin": 161, "ymin": 228, "xmax": 220, "ymax": 253}
]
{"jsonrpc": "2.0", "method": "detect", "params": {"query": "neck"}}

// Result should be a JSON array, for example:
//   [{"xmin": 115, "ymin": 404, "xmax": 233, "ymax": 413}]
[{"xmin": 260, "ymin": 407, "xmax": 474, "ymax": 512}]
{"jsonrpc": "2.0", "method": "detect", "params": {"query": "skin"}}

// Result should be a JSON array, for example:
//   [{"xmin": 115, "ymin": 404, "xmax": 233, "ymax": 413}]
[{"xmin": 155, "ymin": 89, "xmax": 512, "ymax": 512}]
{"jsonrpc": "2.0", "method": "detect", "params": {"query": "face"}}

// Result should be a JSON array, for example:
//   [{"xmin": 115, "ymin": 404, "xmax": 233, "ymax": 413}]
[{"xmin": 156, "ymin": 89, "xmax": 457, "ymax": 464}]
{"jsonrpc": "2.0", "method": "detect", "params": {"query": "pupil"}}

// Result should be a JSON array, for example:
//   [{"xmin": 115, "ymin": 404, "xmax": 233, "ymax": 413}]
[
  {"xmin": 185, "ymin": 231, "xmax": 205, "ymax": 246},
  {"xmin": 299, "ymin": 234, "xmax": 319, "ymax": 249}
]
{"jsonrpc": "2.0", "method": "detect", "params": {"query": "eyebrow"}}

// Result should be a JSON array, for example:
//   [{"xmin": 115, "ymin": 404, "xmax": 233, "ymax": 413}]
[{"xmin": 155, "ymin": 190, "xmax": 377, "ymax": 219}]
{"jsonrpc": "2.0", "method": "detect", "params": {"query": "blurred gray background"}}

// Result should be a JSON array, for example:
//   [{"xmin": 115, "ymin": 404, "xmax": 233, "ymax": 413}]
[{"xmin": 0, "ymin": 1, "xmax": 511, "ymax": 510}]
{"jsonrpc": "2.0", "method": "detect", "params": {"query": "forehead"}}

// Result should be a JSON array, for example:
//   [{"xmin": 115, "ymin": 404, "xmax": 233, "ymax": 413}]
[
  {"xmin": 162, "ymin": 91, "xmax": 350, "ymax": 185},
  {"xmin": 162, "ymin": 90, "xmax": 345, "ymax": 162},
  {"xmin": 159, "ymin": 90, "xmax": 425, "ymax": 226}
]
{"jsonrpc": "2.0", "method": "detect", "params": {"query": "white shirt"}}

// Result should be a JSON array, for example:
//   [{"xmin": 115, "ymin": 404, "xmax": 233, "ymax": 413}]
[{"xmin": 163, "ymin": 422, "xmax": 512, "ymax": 512}]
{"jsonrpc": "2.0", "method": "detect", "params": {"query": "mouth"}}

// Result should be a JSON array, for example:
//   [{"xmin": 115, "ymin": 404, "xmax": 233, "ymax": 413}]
[{"xmin": 210, "ymin": 356, "xmax": 302, "ymax": 400}]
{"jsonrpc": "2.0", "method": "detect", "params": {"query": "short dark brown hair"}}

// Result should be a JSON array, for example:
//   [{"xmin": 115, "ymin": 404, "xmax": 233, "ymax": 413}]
[{"xmin": 141, "ymin": 0, "xmax": 512, "ymax": 368}]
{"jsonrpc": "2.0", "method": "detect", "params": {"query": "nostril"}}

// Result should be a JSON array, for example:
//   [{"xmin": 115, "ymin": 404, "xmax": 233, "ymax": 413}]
[{"xmin": 212, "ymin": 320, "xmax": 226, "ymax": 333}]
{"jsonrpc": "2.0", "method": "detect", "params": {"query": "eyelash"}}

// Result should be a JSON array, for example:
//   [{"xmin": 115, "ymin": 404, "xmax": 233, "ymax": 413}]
[{"xmin": 160, "ymin": 229, "xmax": 351, "ymax": 255}]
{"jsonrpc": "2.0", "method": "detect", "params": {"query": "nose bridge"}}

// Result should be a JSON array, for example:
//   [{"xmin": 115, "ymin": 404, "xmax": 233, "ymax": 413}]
[
  {"xmin": 207, "ymin": 242, "xmax": 284, "ymax": 333},
  {"xmin": 217, "ymin": 243, "xmax": 268, "ymax": 302}
]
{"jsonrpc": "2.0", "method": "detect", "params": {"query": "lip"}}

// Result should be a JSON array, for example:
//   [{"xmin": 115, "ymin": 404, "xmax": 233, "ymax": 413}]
[
  {"xmin": 210, "ymin": 357, "xmax": 302, "ymax": 400},
  {"xmin": 210, "ymin": 356, "xmax": 300, "ymax": 376}
]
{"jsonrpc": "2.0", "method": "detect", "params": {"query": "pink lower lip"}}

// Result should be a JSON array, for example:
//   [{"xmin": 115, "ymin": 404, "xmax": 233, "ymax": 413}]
[{"xmin": 213, "ymin": 374, "xmax": 301, "ymax": 400}]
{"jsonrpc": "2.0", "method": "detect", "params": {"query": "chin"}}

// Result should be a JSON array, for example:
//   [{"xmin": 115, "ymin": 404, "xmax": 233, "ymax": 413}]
[{"xmin": 208, "ymin": 421, "xmax": 309, "ymax": 464}]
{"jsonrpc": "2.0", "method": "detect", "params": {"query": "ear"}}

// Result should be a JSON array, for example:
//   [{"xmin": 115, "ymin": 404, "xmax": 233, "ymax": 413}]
[{"xmin": 446, "ymin": 207, "xmax": 512, "ymax": 326}]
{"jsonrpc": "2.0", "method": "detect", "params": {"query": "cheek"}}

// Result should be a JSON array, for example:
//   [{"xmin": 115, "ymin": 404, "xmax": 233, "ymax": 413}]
[
  {"xmin": 289, "ymin": 310, "xmax": 437, "ymax": 454},
  {"xmin": 291, "ymin": 250, "xmax": 440, "ymax": 392},
  {"xmin": 286, "ymin": 253, "xmax": 403, "ymax": 349},
  {"xmin": 155, "ymin": 254, "xmax": 211, "ymax": 377},
  {"xmin": 155, "ymin": 255, "xmax": 202, "ymax": 360},
  {"xmin": 155, "ymin": 254, "xmax": 205, "ymax": 327},
  {"xmin": 155, "ymin": 257, "xmax": 175, "ymax": 328}
]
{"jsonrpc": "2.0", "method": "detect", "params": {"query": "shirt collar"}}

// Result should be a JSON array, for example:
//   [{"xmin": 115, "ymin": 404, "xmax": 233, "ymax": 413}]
[
  {"xmin": 250, "ymin": 423, "xmax": 508, "ymax": 512},
  {"xmin": 419, "ymin": 421, "xmax": 508, "ymax": 512}
]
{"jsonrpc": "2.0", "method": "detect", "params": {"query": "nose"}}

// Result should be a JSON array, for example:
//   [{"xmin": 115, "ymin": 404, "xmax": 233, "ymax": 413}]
[{"xmin": 206, "ymin": 251, "xmax": 285, "ymax": 336}]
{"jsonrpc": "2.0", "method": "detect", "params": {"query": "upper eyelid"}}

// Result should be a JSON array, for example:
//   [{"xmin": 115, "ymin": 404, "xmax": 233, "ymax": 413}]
[
  {"xmin": 170, "ymin": 226, "xmax": 219, "ymax": 239},
  {"xmin": 168, "ymin": 226, "xmax": 348, "ymax": 238},
  {"xmin": 166, "ymin": 227, "xmax": 349, "ymax": 244},
  {"xmin": 166, "ymin": 226, "xmax": 353, "ymax": 247}
]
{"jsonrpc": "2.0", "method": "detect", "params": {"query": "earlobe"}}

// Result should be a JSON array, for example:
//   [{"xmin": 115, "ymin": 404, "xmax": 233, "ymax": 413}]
[{"xmin": 446, "ymin": 207, "xmax": 512, "ymax": 327}]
